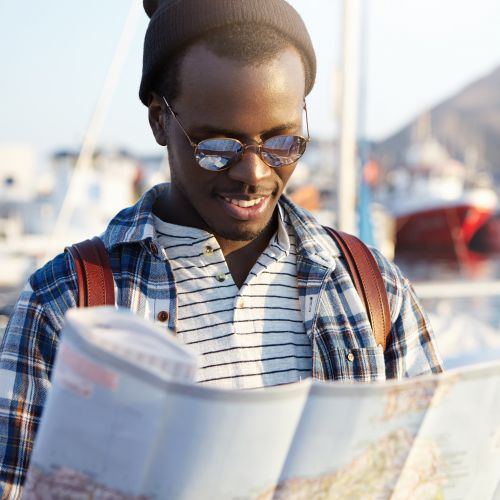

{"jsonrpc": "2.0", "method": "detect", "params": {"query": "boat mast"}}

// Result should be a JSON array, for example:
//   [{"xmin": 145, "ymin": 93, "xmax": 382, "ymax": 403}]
[{"xmin": 337, "ymin": 0, "xmax": 361, "ymax": 234}]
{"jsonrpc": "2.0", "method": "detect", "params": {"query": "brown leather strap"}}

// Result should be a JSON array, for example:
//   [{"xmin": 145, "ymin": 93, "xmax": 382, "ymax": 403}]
[
  {"xmin": 323, "ymin": 227, "xmax": 391, "ymax": 350},
  {"xmin": 65, "ymin": 237, "xmax": 115, "ymax": 308}
]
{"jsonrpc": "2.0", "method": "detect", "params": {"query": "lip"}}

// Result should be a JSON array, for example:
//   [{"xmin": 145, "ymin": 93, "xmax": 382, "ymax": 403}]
[{"xmin": 217, "ymin": 195, "xmax": 271, "ymax": 221}]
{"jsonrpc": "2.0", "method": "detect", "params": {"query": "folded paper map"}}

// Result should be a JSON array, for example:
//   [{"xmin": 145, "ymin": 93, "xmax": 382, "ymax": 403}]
[{"xmin": 24, "ymin": 307, "xmax": 500, "ymax": 499}]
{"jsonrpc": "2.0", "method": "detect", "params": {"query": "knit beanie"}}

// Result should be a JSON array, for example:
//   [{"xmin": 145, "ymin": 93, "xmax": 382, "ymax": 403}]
[{"xmin": 139, "ymin": 0, "xmax": 317, "ymax": 105}]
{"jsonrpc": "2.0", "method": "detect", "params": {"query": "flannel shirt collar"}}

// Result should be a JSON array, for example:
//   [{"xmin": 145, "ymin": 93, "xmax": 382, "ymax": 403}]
[
  {"xmin": 100, "ymin": 183, "xmax": 167, "ymax": 255},
  {"xmin": 279, "ymin": 196, "xmax": 340, "ymax": 268},
  {"xmin": 100, "ymin": 183, "xmax": 341, "ymax": 267}
]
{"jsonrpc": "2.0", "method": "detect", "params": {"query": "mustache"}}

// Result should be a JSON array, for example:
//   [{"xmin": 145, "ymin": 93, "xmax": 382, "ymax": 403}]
[{"xmin": 215, "ymin": 186, "xmax": 277, "ymax": 198}]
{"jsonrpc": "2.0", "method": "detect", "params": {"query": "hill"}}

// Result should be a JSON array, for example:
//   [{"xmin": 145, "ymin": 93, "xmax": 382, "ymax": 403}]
[{"xmin": 373, "ymin": 65, "xmax": 500, "ymax": 173}]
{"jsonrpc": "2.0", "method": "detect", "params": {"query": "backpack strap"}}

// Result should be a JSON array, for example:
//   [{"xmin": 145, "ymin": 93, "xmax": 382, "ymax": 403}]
[
  {"xmin": 323, "ymin": 227, "xmax": 391, "ymax": 351},
  {"xmin": 65, "ymin": 236, "xmax": 115, "ymax": 308}
]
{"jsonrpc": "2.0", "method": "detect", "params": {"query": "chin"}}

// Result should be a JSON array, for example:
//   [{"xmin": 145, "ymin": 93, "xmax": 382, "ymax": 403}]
[
  {"xmin": 200, "ymin": 204, "xmax": 277, "ymax": 243},
  {"xmin": 213, "ymin": 224, "xmax": 266, "ymax": 242}
]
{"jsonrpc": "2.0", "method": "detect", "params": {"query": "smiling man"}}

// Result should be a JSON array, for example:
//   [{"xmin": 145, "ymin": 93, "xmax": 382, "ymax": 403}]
[{"xmin": 0, "ymin": 0, "xmax": 443, "ymax": 496}]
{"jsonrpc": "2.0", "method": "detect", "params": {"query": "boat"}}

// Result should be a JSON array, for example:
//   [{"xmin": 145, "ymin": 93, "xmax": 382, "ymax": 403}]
[
  {"xmin": 379, "ymin": 135, "xmax": 498, "ymax": 258},
  {"xmin": 395, "ymin": 188, "xmax": 497, "ymax": 258}
]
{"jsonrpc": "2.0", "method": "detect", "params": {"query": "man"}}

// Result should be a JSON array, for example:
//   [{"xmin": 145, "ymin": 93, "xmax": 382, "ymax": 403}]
[{"xmin": 0, "ymin": 0, "xmax": 443, "ymax": 496}]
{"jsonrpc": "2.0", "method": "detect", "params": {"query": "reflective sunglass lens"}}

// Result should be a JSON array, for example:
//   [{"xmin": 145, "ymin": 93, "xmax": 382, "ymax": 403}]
[
  {"xmin": 261, "ymin": 136, "xmax": 306, "ymax": 167},
  {"xmin": 195, "ymin": 139, "xmax": 242, "ymax": 171},
  {"xmin": 194, "ymin": 136, "xmax": 307, "ymax": 170}
]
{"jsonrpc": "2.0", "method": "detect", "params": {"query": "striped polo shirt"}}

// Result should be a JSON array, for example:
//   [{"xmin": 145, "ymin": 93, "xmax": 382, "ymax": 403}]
[{"xmin": 153, "ymin": 208, "xmax": 313, "ymax": 390}]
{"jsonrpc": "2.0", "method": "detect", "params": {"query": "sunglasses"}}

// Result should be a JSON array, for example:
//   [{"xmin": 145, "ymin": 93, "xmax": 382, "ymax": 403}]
[{"xmin": 162, "ymin": 96, "xmax": 310, "ymax": 172}]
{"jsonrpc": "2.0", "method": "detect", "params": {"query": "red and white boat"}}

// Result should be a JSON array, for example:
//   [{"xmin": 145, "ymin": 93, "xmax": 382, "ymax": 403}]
[
  {"xmin": 395, "ymin": 190, "xmax": 497, "ymax": 257},
  {"xmin": 381, "ymin": 138, "xmax": 498, "ymax": 258}
]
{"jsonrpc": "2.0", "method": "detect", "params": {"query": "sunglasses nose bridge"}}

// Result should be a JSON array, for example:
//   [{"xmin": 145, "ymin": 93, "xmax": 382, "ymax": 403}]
[{"xmin": 240, "ymin": 142, "xmax": 263, "ymax": 161}]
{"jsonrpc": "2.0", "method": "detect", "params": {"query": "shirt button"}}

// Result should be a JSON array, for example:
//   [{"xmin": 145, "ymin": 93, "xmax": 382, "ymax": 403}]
[
  {"xmin": 347, "ymin": 352, "xmax": 355, "ymax": 362},
  {"xmin": 236, "ymin": 298, "xmax": 245, "ymax": 309},
  {"xmin": 215, "ymin": 272, "xmax": 227, "ymax": 282},
  {"xmin": 157, "ymin": 311, "xmax": 169, "ymax": 322},
  {"xmin": 204, "ymin": 245, "xmax": 214, "ymax": 256}
]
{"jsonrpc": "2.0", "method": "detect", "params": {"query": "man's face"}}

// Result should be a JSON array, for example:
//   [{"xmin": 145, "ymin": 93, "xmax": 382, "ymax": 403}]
[{"xmin": 154, "ymin": 44, "xmax": 306, "ymax": 242}]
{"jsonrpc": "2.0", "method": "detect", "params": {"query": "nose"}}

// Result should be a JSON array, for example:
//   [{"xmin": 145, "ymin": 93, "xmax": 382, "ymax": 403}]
[{"xmin": 226, "ymin": 147, "xmax": 272, "ymax": 186}]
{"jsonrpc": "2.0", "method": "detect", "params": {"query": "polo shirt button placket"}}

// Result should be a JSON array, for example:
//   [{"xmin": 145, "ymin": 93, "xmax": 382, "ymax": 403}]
[{"xmin": 234, "ymin": 296, "xmax": 247, "ymax": 329}]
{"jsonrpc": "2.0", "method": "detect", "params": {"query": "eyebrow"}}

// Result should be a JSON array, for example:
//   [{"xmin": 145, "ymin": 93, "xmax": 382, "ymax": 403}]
[{"xmin": 190, "ymin": 122, "xmax": 300, "ymax": 140}]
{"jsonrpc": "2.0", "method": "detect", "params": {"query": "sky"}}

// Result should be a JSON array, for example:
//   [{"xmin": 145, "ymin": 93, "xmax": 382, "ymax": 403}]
[{"xmin": 1, "ymin": 0, "xmax": 500, "ymax": 160}]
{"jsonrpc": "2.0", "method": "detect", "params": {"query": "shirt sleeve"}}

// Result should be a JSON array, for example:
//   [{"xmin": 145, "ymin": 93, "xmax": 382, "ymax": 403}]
[
  {"xmin": 0, "ymin": 283, "xmax": 59, "ymax": 499},
  {"xmin": 370, "ymin": 248, "xmax": 445, "ymax": 378}
]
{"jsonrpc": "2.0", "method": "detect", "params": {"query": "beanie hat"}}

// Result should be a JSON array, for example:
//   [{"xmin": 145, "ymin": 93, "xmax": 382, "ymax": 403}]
[{"xmin": 139, "ymin": 0, "xmax": 317, "ymax": 105}]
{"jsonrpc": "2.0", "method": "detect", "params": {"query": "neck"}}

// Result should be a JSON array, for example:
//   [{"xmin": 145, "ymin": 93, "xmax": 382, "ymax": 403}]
[
  {"xmin": 216, "ymin": 217, "xmax": 276, "ymax": 257},
  {"xmin": 219, "ymin": 219, "xmax": 277, "ymax": 288}
]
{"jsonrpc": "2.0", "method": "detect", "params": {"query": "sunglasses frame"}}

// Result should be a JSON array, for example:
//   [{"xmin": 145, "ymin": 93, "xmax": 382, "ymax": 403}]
[{"xmin": 162, "ymin": 96, "xmax": 310, "ymax": 171}]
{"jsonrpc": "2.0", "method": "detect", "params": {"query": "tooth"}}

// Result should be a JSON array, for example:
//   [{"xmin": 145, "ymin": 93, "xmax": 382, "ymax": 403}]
[
  {"xmin": 224, "ymin": 198, "xmax": 263, "ymax": 208},
  {"xmin": 241, "ymin": 199, "xmax": 260, "ymax": 208}
]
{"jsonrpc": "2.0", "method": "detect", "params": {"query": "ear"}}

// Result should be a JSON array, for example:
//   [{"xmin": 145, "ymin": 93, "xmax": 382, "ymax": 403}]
[{"xmin": 148, "ymin": 92, "xmax": 168, "ymax": 146}]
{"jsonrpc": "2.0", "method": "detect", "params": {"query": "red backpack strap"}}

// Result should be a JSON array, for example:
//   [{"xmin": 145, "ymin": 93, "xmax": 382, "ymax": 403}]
[
  {"xmin": 323, "ymin": 227, "xmax": 391, "ymax": 351},
  {"xmin": 65, "ymin": 236, "xmax": 115, "ymax": 308}
]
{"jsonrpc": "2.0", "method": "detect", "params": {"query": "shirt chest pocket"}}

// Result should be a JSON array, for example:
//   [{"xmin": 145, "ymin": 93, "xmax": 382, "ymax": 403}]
[
  {"xmin": 318, "ymin": 346, "xmax": 386, "ymax": 382},
  {"xmin": 310, "ymin": 283, "xmax": 387, "ymax": 381}
]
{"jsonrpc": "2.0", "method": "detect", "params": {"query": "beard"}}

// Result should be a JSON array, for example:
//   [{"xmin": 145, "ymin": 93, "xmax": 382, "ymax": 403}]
[
  {"xmin": 211, "ymin": 221, "xmax": 271, "ymax": 242},
  {"xmin": 202, "ymin": 208, "xmax": 277, "ymax": 243},
  {"xmin": 170, "ymin": 167, "xmax": 279, "ymax": 245}
]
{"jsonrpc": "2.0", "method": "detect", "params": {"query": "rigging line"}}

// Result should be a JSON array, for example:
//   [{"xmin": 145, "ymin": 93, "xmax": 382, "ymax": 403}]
[{"xmin": 46, "ymin": 0, "xmax": 142, "ymax": 259}]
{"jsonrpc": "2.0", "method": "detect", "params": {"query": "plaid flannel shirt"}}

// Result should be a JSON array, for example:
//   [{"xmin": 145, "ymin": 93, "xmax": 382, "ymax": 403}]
[{"xmin": 0, "ymin": 183, "xmax": 443, "ymax": 497}]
